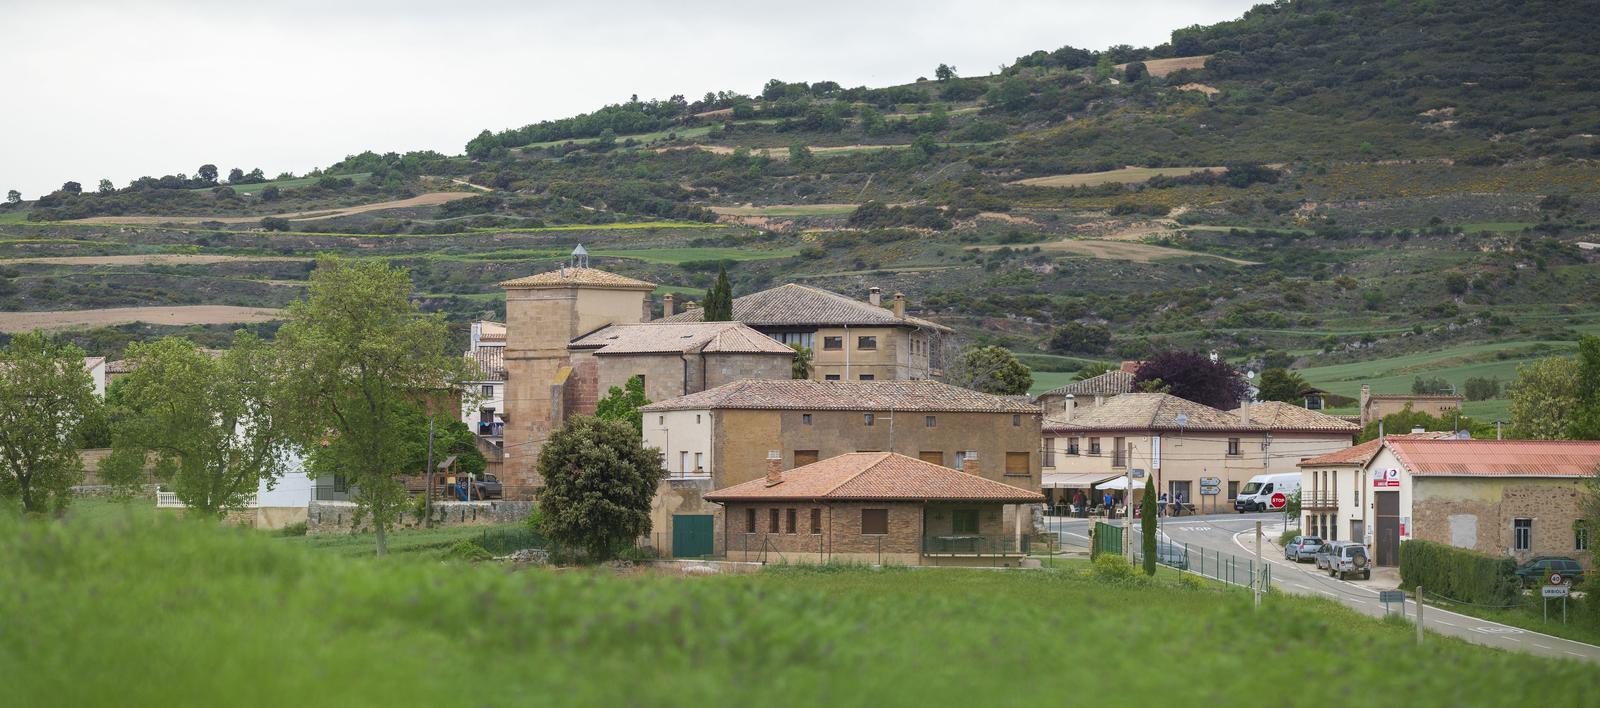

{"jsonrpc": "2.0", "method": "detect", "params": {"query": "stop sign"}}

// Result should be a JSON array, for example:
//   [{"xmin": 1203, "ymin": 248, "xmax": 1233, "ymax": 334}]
[{"xmin": 1270, "ymin": 492, "xmax": 1287, "ymax": 508}]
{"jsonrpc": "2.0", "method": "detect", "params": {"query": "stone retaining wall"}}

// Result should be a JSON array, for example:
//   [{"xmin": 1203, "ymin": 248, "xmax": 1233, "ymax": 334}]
[{"xmin": 308, "ymin": 499, "xmax": 533, "ymax": 535}]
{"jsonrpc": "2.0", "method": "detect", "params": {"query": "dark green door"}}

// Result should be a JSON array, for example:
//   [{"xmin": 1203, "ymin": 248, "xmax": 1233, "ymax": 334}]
[{"xmin": 672, "ymin": 515, "xmax": 714, "ymax": 558}]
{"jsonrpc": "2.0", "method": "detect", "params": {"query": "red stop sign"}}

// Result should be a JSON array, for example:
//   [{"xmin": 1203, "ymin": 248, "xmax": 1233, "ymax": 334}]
[{"xmin": 1270, "ymin": 492, "xmax": 1287, "ymax": 509}]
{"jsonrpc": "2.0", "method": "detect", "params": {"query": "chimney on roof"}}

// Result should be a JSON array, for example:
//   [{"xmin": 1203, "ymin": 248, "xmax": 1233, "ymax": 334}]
[
  {"xmin": 685, "ymin": 301, "xmax": 700, "ymax": 310},
  {"xmin": 662, "ymin": 293, "xmax": 675, "ymax": 317},
  {"xmin": 765, "ymin": 450, "xmax": 783, "ymax": 486},
  {"xmin": 892, "ymin": 292, "xmax": 905, "ymax": 318},
  {"xmin": 1240, "ymin": 401, "xmax": 1251, "ymax": 425},
  {"xmin": 868, "ymin": 286, "xmax": 881, "ymax": 307},
  {"xmin": 961, "ymin": 451, "xmax": 979, "ymax": 475}
]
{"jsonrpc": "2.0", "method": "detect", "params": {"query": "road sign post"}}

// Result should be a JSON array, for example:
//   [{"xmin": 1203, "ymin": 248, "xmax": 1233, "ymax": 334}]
[
  {"xmin": 1254, "ymin": 521, "xmax": 1262, "ymax": 610},
  {"xmin": 1379, "ymin": 590, "xmax": 1406, "ymax": 616},
  {"xmin": 1416, "ymin": 585, "xmax": 1424, "ymax": 646}
]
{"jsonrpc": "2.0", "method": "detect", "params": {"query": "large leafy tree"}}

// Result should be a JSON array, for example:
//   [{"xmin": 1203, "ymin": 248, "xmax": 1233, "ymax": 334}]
[
  {"xmin": 102, "ymin": 335, "xmax": 288, "ymax": 517},
  {"xmin": 537, "ymin": 415, "xmax": 664, "ymax": 561},
  {"xmin": 1570, "ymin": 336, "xmax": 1600, "ymax": 440},
  {"xmin": 594, "ymin": 375, "xmax": 650, "ymax": 434},
  {"xmin": 274, "ymin": 257, "xmax": 474, "ymax": 555},
  {"xmin": 0, "ymin": 333, "xmax": 98, "ymax": 515},
  {"xmin": 1508, "ymin": 356, "xmax": 1581, "ymax": 440},
  {"xmin": 1132, "ymin": 351, "xmax": 1248, "ymax": 410},
  {"xmin": 702, "ymin": 263, "xmax": 733, "ymax": 321},
  {"xmin": 948, "ymin": 345, "xmax": 1033, "ymax": 396},
  {"xmin": 1256, "ymin": 368, "xmax": 1308, "ymax": 404}
]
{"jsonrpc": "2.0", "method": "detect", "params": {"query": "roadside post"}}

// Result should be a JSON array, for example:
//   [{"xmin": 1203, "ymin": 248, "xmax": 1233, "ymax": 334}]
[
  {"xmin": 1379, "ymin": 590, "xmax": 1406, "ymax": 617},
  {"xmin": 1254, "ymin": 521, "xmax": 1262, "ymax": 609},
  {"xmin": 1415, "ymin": 585, "xmax": 1424, "ymax": 646},
  {"xmin": 1543, "ymin": 572, "xmax": 1570, "ymax": 624}
]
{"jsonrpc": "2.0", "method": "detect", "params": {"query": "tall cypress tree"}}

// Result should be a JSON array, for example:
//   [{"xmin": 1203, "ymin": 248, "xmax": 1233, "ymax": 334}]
[
  {"xmin": 703, "ymin": 263, "xmax": 733, "ymax": 321},
  {"xmin": 1141, "ymin": 477, "xmax": 1157, "ymax": 576}
]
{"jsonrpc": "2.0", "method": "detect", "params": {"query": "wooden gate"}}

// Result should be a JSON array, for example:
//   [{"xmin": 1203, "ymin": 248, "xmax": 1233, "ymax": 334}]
[
  {"xmin": 1375, "ymin": 491, "xmax": 1399, "ymax": 567},
  {"xmin": 671, "ymin": 514, "xmax": 714, "ymax": 558}
]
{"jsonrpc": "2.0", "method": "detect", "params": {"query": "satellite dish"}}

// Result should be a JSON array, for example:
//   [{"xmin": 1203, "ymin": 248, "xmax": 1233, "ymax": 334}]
[{"xmin": 1175, "ymin": 413, "xmax": 1189, "ymax": 427}]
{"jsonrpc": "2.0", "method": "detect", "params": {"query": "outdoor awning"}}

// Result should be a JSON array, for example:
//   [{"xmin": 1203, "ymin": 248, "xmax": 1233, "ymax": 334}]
[
  {"xmin": 1094, "ymin": 475, "xmax": 1151, "ymax": 491},
  {"xmin": 1042, "ymin": 472, "xmax": 1121, "ymax": 489}
]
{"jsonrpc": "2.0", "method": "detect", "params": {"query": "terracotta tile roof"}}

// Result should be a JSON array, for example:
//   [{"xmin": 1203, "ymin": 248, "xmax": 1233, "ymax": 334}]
[
  {"xmin": 704, "ymin": 452, "xmax": 1044, "ymax": 503},
  {"xmin": 474, "ymin": 321, "xmax": 506, "ymax": 342},
  {"xmin": 498, "ymin": 267, "xmax": 655, "ymax": 290},
  {"xmin": 1037, "ymin": 370, "xmax": 1134, "ymax": 399},
  {"xmin": 105, "ymin": 359, "xmax": 135, "ymax": 374},
  {"xmin": 570, "ymin": 322, "xmax": 794, "ymax": 356},
  {"xmin": 1242, "ymin": 401, "xmax": 1361, "ymax": 433},
  {"xmin": 1044, "ymin": 393, "xmax": 1358, "ymax": 433},
  {"xmin": 1366, "ymin": 393, "xmax": 1464, "ymax": 401},
  {"xmin": 657, "ymin": 282, "xmax": 952, "ymax": 332},
  {"xmin": 1388, "ymin": 439, "xmax": 1600, "ymax": 477},
  {"xmin": 639, "ymin": 379, "xmax": 1040, "ymax": 414},
  {"xmin": 467, "ymin": 348, "xmax": 506, "ymax": 382},
  {"xmin": 1296, "ymin": 432, "xmax": 1456, "ymax": 468}
]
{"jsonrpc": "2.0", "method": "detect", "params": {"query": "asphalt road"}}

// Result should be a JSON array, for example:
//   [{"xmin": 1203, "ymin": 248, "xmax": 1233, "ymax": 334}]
[{"xmin": 1149, "ymin": 513, "xmax": 1600, "ymax": 663}]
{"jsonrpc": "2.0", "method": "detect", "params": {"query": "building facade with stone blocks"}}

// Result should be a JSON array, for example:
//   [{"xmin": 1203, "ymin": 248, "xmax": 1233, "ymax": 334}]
[
  {"xmin": 1033, "ymin": 369, "xmax": 1135, "ymax": 420},
  {"xmin": 1295, "ymin": 431, "xmax": 1456, "ymax": 546},
  {"xmin": 658, "ymin": 283, "xmax": 951, "ymax": 381},
  {"xmin": 1041, "ymin": 394, "xmax": 1358, "ymax": 510},
  {"xmin": 638, "ymin": 379, "xmax": 1044, "ymax": 555},
  {"xmin": 705, "ymin": 452, "xmax": 1043, "ymax": 566},
  {"xmin": 1299, "ymin": 437, "xmax": 1600, "ymax": 568},
  {"xmin": 1357, "ymin": 384, "xmax": 1464, "ymax": 426}
]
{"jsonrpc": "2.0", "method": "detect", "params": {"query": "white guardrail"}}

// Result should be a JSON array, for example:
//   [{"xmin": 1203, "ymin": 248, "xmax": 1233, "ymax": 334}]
[{"xmin": 156, "ymin": 492, "xmax": 259, "ymax": 508}]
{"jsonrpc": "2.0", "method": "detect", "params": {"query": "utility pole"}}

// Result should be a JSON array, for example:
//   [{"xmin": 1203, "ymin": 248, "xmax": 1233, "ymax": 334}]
[
  {"xmin": 424, "ymin": 416, "xmax": 436, "ymax": 528},
  {"xmin": 1254, "ymin": 520, "xmax": 1263, "ymax": 610}
]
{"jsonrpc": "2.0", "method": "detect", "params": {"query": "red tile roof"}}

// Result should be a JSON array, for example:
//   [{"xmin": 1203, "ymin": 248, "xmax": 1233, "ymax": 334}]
[
  {"xmin": 658, "ymin": 282, "xmax": 951, "ymax": 332},
  {"xmin": 1387, "ymin": 439, "xmax": 1600, "ymax": 477},
  {"xmin": 704, "ymin": 452, "xmax": 1044, "ymax": 503},
  {"xmin": 1043, "ymin": 394, "xmax": 1357, "ymax": 434},
  {"xmin": 639, "ymin": 379, "xmax": 1040, "ymax": 414},
  {"xmin": 1296, "ymin": 432, "xmax": 1456, "ymax": 468},
  {"xmin": 570, "ymin": 322, "xmax": 794, "ymax": 356},
  {"xmin": 498, "ymin": 267, "xmax": 655, "ymax": 290}
]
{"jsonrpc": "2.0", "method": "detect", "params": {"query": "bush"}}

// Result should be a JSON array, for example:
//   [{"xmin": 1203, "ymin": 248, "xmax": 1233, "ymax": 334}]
[
  {"xmin": 444, "ymin": 538, "xmax": 493, "ymax": 562},
  {"xmin": 1398, "ymin": 539, "xmax": 1518, "ymax": 606},
  {"xmin": 1278, "ymin": 529, "xmax": 1301, "ymax": 546},
  {"xmin": 1177, "ymin": 573, "xmax": 1208, "ymax": 591},
  {"xmin": 1090, "ymin": 553, "xmax": 1137, "ymax": 584},
  {"xmin": 277, "ymin": 521, "xmax": 308, "ymax": 537}
]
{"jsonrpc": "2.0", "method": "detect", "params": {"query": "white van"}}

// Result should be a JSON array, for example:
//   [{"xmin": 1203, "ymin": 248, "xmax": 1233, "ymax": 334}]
[{"xmin": 1234, "ymin": 473, "xmax": 1301, "ymax": 513}]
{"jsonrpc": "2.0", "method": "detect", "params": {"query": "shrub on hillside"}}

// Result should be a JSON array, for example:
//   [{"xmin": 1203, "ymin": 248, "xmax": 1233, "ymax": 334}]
[
  {"xmin": 1089, "ymin": 553, "xmax": 1137, "ymax": 584},
  {"xmin": 1398, "ymin": 540, "xmax": 1518, "ymax": 607}
]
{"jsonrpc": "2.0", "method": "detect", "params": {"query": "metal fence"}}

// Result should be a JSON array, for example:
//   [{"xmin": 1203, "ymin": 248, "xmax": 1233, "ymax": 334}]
[{"xmin": 1130, "ymin": 540, "xmax": 1272, "ymax": 590}]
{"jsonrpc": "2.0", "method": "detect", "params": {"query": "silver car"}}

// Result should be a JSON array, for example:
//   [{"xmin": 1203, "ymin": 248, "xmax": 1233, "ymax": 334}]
[
  {"xmin": 1314, "ymin": 542, "xmax": 1341, "ymax": 570},
  {"xmin": 1284, "ymin": 535, "xmax": 1323, "ymax": 562}
]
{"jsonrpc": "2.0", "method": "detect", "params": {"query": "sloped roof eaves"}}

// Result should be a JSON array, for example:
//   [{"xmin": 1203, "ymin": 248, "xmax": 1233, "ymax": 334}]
[
  {"xmin": 639, "ymin": 379, "xmax": 1040, "ymax": 414},
  {"xmin": 1389, "ymin": 439, "xmax": 1600, "ymax": 478},
  {"xmin": 660, "ymin": 283, "xmax": 953, "ymax": 332},
  {"xmin": 703, "ymin": 453, "xmax": 1044, "ymax": 503},
  {"xmin": 498, "ymin": 267, "xmax": 656, "ymax": 290},
  {"xmin": 1038, "ymin": 371, "xmax": 1135, "ymax": 398},
  {"xmin": 570, "ymin": 323, "xmax": 794, "ymax": 356}
]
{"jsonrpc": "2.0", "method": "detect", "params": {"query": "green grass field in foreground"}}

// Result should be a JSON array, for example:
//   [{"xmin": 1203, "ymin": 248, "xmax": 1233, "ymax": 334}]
[{"xmin": 6, "ymin": 510, "xmax": 1596, "ymax": 707}]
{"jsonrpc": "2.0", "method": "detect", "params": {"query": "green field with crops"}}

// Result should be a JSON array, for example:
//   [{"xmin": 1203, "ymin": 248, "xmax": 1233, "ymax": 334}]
[{"xmin": 4, "ymin": 507, "xmax": 1596, "ymax": 707}]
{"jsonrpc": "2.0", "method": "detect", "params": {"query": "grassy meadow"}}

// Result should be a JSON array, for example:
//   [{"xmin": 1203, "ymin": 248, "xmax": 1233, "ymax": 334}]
[{"xmin": 5, "ymin": 505, "xmax": 1597, "ymax": 707}]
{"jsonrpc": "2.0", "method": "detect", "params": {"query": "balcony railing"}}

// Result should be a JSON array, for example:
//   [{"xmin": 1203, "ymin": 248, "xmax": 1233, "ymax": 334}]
[
  {"xmin": 156, "ymin": 491, "xmax": 259, "ymax": 508},
  {"xmin": 922, "ymin": 534, "xmax": 1030, "ymax": 556},
  {"xmin": 1302, "ymin": 491, "xmax": 1339, "ymax": 510}
]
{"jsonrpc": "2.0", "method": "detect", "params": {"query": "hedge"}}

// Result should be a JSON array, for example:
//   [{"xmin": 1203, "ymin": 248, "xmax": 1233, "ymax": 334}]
[{"xmin": 1398, "ymin": 539, "xmax": 1519, "ymax": 606}]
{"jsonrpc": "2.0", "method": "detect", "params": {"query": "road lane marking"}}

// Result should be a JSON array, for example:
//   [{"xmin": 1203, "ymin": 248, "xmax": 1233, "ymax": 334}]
[
  {"xmin": 1568, "ymin": 651, "xmax": 1584, "ymax": 657},
  {"xmin": 1534, "ymin": 644, "xmax": 1555, "ymax": 650},
  {"xmin": 1434, "ymin": 620, "xmax": 1456, "ymax": 627},
  {"xmin": 1320, "ymin": 591, "xmax": 1337, "ymax": 597}
]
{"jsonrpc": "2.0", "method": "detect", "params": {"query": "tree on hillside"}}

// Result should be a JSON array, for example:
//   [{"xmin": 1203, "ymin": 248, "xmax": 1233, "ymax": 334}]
[
  {"xmin": 791, "ymin": 344, "xmax": 812, "ymax": 379},
  {"xmin": 5, "ymin": 190, "xmax": 20, "ymax": 204},
  {"xmin": 0, "ymin": 333, "xmax": 98, "ymax": 515},
  {"xmin": 1140, "ymin": 476, "xmax": 1156, "ymax": 576},
  {"xmin": 1570, "ymin": 335, "xmax": 1600, "ymax": 440},
  {"xmin": 260, "ymin": 186, "xmax": 281, "ymax": 202},
  {"xmin": 1463, "ymin": 376, "xmax": 1501, "ymax": 402},
  {"xmin": 594, "ymin": 375, "xmax": 650, "ymax": 434},
  {"xmin": 537, "ymin": 415, "xmax": 663, "ymax": 561},
  {"xmin": 1048, "ymin": 322, "xmax": 1111, "ymax": 355},
  {"xmin": 947, "ymin": 345, "xmax": 1032, "ymax": 396},
  {"xmin": 1357, "ymin": 404, "xmax": 1482, "ymax": 443},
  {"xmin": 97, "ymin": 179, "xmax": 114, "ymax": 194},
  {"xmin": 788, "ymin": 141, "xmax": 814, "ymax": 166},
  {"xmin": 197, "ymin": 164, "xmax": 219, "ymax": 185},
  {"xmin": 1256, "ymin": 368, "xmax": 1308, "ymax": 404},
  {"xmin": 1132, "ymin": 351, "xmax": 1248, "ymax": 411},
  {"xmin": 1411, "ymin": 376, "xmax": 1451, "ymax": 395},
  {"xmin": 1124, "ymin": 61, "xmax": 1148, "ymax": 82},
  {"xmin": 228, "ymin": 167, "xmax": 245, "ymax": 183},
  {"xmin": 274, "ymin": 257, "xmax": 474, "ymax": 556},
  {"xmin": 702, "ymin": 263, "xmax": 733, "ymax": 321},
  {"xmin": 60, "ymin": 181, "xmax": 81, "ymax": 194},
  {"xmin": 1509, "ymin": 356, "xmax": 1580, "ymax": 439},
  {"xmin": 935, "ymin": 63, "xmax": 957, "ymax": 81},
  {"xmin": 102, "ymin": 335, "xmax": 288, "ymax": 517}
]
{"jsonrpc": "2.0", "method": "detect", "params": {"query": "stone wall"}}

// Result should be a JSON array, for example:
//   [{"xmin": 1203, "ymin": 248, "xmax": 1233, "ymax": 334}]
[
  {"xmin": 307, "ymin": 499, "xmax": 533, "ymax": 535},
  {"xmin": 702, "ymin": 352, "xmax": 793, "ymax": 389},
  {"xmin": 1412, "ymin": 476, "xmax": 1589, "ymax": 567}
]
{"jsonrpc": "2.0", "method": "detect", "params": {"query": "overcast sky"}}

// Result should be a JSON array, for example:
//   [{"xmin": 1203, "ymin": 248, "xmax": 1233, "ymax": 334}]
[{"xmin": 0, "ymin": 0, "xmax": 1258, "ymax": 198}]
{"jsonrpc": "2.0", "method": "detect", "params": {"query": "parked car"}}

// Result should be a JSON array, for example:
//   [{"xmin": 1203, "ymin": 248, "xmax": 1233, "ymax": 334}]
[
  {"xmin": 1515, "ymin": 557, "xmax": 1585, "ymax": 587},
  {"xmin": 1314, "ymin": 542, "xmax": 1343, "ymax": 570},
  {"xmin": 1329, "ymin": 543, "xmax": 1371, "ymax": 581},
  {"xmin": 454, "ymin": 473, "xmax": 502, "ymax": 501},
  {"xmin": 1285, "ymin": 535, "xmax": 1324, "ymax": 562}
]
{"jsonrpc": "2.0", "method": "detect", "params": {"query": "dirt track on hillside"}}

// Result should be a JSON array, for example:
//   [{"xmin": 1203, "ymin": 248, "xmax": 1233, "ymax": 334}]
[
  {"xmin": 70, "ymin": 192, "xmax": 476, "ymax": 225},
  {"xmin": 977, "ymin": 238, "xmax": 1257, "ymax": 265},
  {"xmin": 0, "ymin": 254, "xmax": 310, "ymax": 266},
  {"xmin": 0, "ymin": 306, "xmax": 287, "ymax": 332}
]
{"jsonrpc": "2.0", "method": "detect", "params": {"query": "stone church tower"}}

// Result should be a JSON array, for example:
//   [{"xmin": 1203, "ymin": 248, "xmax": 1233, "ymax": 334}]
[{"xmin": 498, "ymin": 249, "xmax": 655, "ymax": 497}]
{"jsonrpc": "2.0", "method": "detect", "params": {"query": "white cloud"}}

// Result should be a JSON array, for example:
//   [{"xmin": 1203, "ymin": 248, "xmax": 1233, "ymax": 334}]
[{"xmin": 0, "ymin": 0, "xmax": 1256, "ymax": 197}]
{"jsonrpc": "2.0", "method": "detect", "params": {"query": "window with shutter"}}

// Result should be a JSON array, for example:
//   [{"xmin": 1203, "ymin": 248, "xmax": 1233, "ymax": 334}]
[
  {"xmin": 861, "ymin": 509, "xmax": 889, "ymax": 535},
  {"xmin": 1005, "ymin": 452, "xmax": 1029, "ymax": 476}
]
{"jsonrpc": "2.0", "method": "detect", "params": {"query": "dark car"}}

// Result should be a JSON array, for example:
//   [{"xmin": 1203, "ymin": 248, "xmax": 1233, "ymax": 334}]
[
  {"xmin": 1515, "ymin": 557, "xmax": 1585, "ymax": 587},
  {"xmin": 1285, "ymin": 535, "xmax": 1324, "ymax": 563},
  {"xmin": 455, "ymin": 473, "xmax": 502, "ymax": 501}
]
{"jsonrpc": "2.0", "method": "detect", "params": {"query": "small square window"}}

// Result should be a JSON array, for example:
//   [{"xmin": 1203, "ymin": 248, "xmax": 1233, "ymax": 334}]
[
  {"xmin": 861, "ymin": 508, "xmax": 888, "ymax": 535},
  {"xmin": 824, "ymin": 374, "xmax": 841, "ymax": 381},
  {"xmin": 857, "ymin": 336, "xmax": 877, "ymax": 350},
  {"xmin": 333, "ymin": 474, "xmax": 349, "ymax": 493},
  {"xmin": 925, "ymin": 415, "xmax": 936, "ymax": 428},
  {"xmin": 802, "ymin": 413, "xmax": 812, "ymax": 425},
  {"xmin": 695, "ymin": 414, "xmax": 701, "ymax": 424},
  {"xmin": 658, "ymin": 415, "xmax": 664, "ymax": 425},
  {"xmin": 1227, "ymin": 438, "xmax": 1242, "ymax": 456},
  {"xmin": 1514, "ymin": 518, "xmax": 1532, "ymax": 551},
  {"xmin": 823, "ymin": 336, "xmax": 843, "ymax": 351},
  {"xmin": 481, "ymin": 384, "xmax": 495, "ymax": 397},
  {"xmin": 858, "ymin": 374, "xmax": 875, "ymax": 381},
  {"xmin": 1012, "ymin": 414, "xmax": 1021, "ymax": 427},
  {"xmin": 864, "ymin": 413, "xmax": 875, "ymax": 426},
  {"xmin": 1089, "ymin": 438, "xmax": 1101, "ymax": 455},
  {"xmin": 1577, "ymin": 521, "xmax": 1591, "ymax": 552}
]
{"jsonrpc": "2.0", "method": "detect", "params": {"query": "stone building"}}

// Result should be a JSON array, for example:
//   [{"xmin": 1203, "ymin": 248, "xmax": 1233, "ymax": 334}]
[
  {"xmin": 1299, "ymin": 437, "xmax": 1600, "ymax": 568},
  {"xmin": 1041, "ymin": 393, "xmax": 1358, "ymax": 512},
  {"xmin": 1358, "ymin": 384, "xmax": 1464, "ymax": 426},
  {"xmin": 1295, "ymin": 431, "xmax": 1455, "ymax": 547},
  {"xmin": 1033, "ymin": 369, "xmax": 1134, "ymax": 420},
  {"xmin": 637, "ymin": 378, "xmax": 1043, "ymax": 557},
  {"xmin": 496, "ymin": 260, "xmax": 793, "ymax": 498},
  {"xmin": 704, "ymin": 452, "xmax": 1044, "ymax": 566},
  {"xmin": 658, "ymin": 282, "xmax": 951, "ymax": 381}
]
